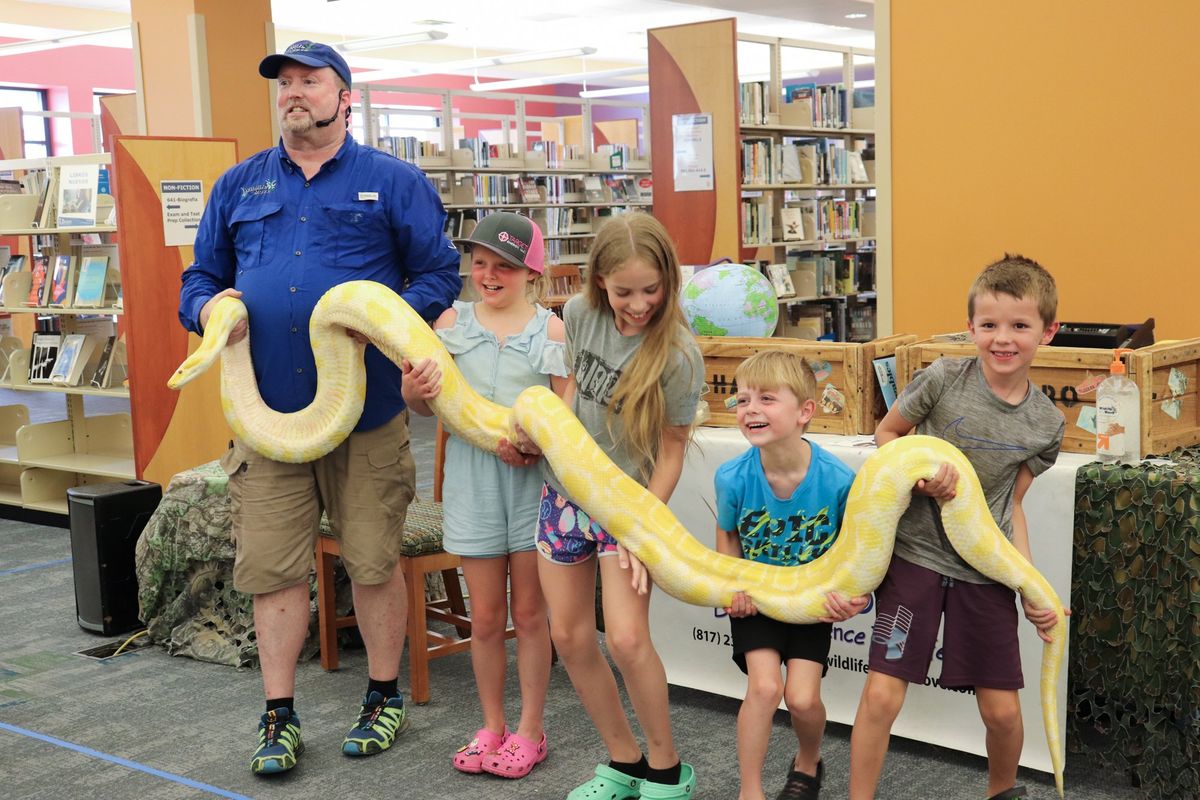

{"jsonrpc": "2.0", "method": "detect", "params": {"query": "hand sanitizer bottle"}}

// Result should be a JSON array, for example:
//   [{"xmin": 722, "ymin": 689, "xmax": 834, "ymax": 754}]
[{"xmin": 1095, "ymin": 348, "xmax": 1141, "ymax": 464}]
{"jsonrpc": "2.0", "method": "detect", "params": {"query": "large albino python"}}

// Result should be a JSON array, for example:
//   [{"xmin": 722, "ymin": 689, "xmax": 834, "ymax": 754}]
[{"xmin": 170, "ymin": 280, "xmax": 1067, "ymax": 796}]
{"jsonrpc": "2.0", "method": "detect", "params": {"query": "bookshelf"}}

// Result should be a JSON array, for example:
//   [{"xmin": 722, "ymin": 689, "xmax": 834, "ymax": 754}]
[
  {"xmin": 0, "ymin": 139, "xmax": 238, "ymax": 516},
  {"xmin": 355, "ymin": 84, "xmax": 652, "ymax": 278},
  {"xmin": 649, "ymin": 21, "xmax": 879, "ymax": 342},
  {"xmin": 0, "ymin": 152, "xmax": 131, "ymax": 514}
]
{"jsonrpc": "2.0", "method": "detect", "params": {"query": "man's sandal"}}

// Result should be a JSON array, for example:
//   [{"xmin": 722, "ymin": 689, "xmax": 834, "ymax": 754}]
[
  {"xmin": 480, "ymin": 732, "xmax": 548, "ymax": 779},
  {"xmin": 566, "ymin": 763, "xmax": 645, "ymax": 800},
  {"xmin": 452, "ymin": 726, "xmax": 508, "ymax": 774},
  {"xmin": 639, "ymin": 763, "xmax": 697, "ymax": 800}
]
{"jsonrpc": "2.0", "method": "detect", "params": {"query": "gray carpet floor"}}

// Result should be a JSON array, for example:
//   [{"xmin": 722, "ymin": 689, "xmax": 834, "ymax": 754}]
[{"xmin": 0, "ymin": 412, "xmax": 1139, "ymax": 799}]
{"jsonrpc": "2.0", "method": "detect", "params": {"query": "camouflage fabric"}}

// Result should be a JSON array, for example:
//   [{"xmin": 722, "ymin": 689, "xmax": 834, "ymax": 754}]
[
  {"xmin": 135, "ymin": 462, "xmax": 448, "ymax": 669},
  {"xmin": 1069, "ymin": 446, "xmax": 1200, "ymax": 799}
]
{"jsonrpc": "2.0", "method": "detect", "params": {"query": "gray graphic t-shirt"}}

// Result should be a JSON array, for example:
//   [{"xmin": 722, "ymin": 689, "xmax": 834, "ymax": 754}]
[
  {"xmin": 892, "ymin": 357, "xmax": 1065, "ymax": 583},
  {"xmin": 544, "ymin": 294, "xmax": 703, "ymax": 500}
]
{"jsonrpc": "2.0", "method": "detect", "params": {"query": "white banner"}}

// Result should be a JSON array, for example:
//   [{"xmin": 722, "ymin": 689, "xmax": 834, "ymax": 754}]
[{"xmin": 650, "ymin": 429, "xmax": 1087, "ymax": 774}]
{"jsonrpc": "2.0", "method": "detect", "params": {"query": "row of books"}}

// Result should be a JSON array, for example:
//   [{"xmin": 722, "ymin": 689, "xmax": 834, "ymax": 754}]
[
  {"xmin": 375, "ymin": 136, "xmax": 443, "ymax": 162},
  {"xmin": 0, "ymin": 244, "xmax": 118, "ymax": 308},
  {"xmin": 784, "ymin": 84, "xmax": 850, "ymax": 130},
  {"xmin": 741, "ymin": 137, "xmax": 871, "ymax": 186},
  {"xmin": 25, "ymin": 333, "xmax": 123, "ymax": 388},
  {"xmin": 742, "ymin": 195, "xmax": 876, "ymax": 244},
  {"xmin": 777, "ymin": 298, "xmax": 874, "ymax": 343},
  {"xmin": 762, "ymin": 251, "xmax": 876, "ymax": 301}
]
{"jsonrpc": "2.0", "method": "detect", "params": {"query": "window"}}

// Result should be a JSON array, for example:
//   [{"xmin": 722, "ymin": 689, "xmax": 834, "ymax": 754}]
[{"xmin": 0, "ymin": 86, "xmax": 51, "ymax": 158}]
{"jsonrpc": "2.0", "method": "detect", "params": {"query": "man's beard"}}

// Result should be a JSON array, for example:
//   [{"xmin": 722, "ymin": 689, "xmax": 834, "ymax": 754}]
[{"xmin": 280, "ymin": 109, "xmax": 314, "ymax": 134}]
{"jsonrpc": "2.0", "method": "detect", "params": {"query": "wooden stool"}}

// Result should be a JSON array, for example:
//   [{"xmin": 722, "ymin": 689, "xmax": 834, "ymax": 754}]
[{"xmin": 314, "ymin": 422, "xmax": 510, "ymax": 704}]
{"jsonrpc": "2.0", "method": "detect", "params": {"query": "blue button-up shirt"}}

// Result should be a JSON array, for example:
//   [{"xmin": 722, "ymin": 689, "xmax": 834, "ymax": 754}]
[{"xmin": 179, "ymin": 135, "xmax": 462, "ymax": 431}]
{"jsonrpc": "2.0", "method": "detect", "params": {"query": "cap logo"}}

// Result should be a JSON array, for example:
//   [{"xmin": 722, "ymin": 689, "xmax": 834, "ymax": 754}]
[
  {"xmin": 497, "ymin": 230, "xmax": 529, "ymax": 255},
  {"xmin": 286, "ymin": 42, "xmax": 315, "ymax": 53}
]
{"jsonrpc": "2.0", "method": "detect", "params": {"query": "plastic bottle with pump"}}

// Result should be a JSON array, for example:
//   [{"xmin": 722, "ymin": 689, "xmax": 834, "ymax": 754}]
[{"xmin": 1095, "ymin": 348, "xmax": 1141, "ymax": 464}]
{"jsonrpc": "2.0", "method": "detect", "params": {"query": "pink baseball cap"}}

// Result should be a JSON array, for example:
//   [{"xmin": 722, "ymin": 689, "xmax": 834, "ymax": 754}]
[{"xmin": 455, "ymin": 212, "xmax": 545, "ymax": 274}]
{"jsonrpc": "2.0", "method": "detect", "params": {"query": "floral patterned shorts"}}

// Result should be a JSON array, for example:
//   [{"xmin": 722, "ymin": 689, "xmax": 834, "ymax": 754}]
[{"xmin": 535, "ymin": 482, "xmax": 620, "ymax": 564}]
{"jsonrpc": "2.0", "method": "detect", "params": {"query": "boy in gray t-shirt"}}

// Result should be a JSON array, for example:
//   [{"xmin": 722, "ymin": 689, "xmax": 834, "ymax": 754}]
[{"xmin": 849, "ymin": 254, "xmax": 1068, "ymax": 800}]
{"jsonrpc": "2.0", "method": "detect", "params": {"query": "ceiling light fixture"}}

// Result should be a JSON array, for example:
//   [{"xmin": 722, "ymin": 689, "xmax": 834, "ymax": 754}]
[
  {"xmin": 355, "ymin": 46, "xmax": 597, "ymax": 84},
  {"xmin": 578, "ymin": 84, "xmax": 649, "ymax": 99},
  {"xmin": 844, "ymin": 12, "xmax": 868, "ymax": 19},
  {"xmin": 470, "ymin": 66, "xmax": 644, "ymax": 93},
  {"xmin": 0, "ymin": 26, "xmax": 129, "ymax": 57},
  {"xmin": 335, "ymin": 31, "xmax": 448, "ymax": 52}
]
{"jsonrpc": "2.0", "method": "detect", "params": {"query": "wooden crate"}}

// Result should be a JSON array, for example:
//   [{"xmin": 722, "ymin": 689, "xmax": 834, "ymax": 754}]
[
  {"xmin": 859, "ymin": 334, "xmax": 917, "ymax": 434},
  {"xmin": 895, "ymin": 338, "xmax": 1200, "ymax": 456},
  {"xmin": 1129, "ymin": 339, "xmax": 1200, "ymax": 455},
  {"xmin": 696, "ymin": 336, "xmax": 863, "ymax": 434}
]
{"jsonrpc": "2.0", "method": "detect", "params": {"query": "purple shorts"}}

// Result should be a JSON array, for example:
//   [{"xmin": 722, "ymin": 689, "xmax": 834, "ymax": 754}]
[
  {"xmin": 868, "ymin": 555, "xmax": 1023, "ymax": 690},
  {"xmin": 535, "ymin": 483, "xmax": 620, "ymax": 564}
]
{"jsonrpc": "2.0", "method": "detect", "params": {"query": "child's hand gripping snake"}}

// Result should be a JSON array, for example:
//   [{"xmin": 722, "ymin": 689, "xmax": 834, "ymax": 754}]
[{"xmin": 169, "ymin": 281, "xmax": 1068, "ymax": 796}]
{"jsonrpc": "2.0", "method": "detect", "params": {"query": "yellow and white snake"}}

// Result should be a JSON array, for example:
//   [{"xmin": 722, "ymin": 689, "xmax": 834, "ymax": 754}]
[{"xmin": 169, "ymin": 280, "xmax": 1068, "ymax": 796}]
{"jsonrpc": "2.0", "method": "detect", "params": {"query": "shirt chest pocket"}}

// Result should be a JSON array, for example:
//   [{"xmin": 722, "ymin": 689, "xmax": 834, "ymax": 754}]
[
  {"xmin": 229, "ymin": 201, "xmax": 282, "ymax": 271},
  {"xmin": 320, "ymin": 202, "xmax": 387, "ymax": 269}
]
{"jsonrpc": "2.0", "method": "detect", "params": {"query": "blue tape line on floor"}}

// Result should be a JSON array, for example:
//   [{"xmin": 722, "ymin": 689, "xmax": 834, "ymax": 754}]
[
  {"xmin": 0, "ymin": 721, "xmax": 253, "ymax": 800},
  {"xmin": 0, "ymin": 557, "xmax": 72, "ymax": 576}
]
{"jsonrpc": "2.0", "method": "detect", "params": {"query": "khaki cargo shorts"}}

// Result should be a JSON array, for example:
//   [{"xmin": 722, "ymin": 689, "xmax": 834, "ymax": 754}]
[{"xmin": 219, "ymin": 412, "xmax": 417, "ymax": 595}]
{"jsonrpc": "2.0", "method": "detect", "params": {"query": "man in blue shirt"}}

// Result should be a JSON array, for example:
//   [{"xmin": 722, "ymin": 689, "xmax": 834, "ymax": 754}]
[{"xmin": 178, "ymin": 40, "xmax": 461, "ymax": 776}]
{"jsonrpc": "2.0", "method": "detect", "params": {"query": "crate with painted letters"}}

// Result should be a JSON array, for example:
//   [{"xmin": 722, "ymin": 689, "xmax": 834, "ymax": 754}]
[{"xmin": 696, "ymin": 336, "xmax": 867, "ymax": 434}]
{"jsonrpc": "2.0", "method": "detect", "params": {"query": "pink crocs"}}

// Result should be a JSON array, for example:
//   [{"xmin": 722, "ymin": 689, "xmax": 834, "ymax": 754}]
[
  {"xmin": 480, "ymin": 731, "xmax": 548, "ymax": 779},
  {"xmin": 452, "ymin": 726, "xmax": 508, "ymax": 774}
]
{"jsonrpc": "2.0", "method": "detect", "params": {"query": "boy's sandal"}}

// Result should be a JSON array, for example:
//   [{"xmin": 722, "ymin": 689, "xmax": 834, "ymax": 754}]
[
  {"xmin": 986, "ymin": 787, "xmax": 1028, "ymax": 800},
  {"xmin": 565, "ymin": 763, "xmax": 644, "ymax": 800},
  {"xmin": 639, "ymin": 763, "xmax": 697, "ymax": 800},
  {"xmin": 452, "ymin": 726, "xmax": 508, "ymax": 774},
  {"xmin": 776, "ymin": 758, "xmax": 823, "ymax": 800},
  {"xmin": 480, "ymin": 731, "xmax": 548, "ymax": 779}
]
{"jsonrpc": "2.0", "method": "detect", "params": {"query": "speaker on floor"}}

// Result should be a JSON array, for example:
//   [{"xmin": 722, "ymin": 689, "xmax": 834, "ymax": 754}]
[{"xmin": 67, "ymin": 480, "xmax": 163, "ymax": 636}]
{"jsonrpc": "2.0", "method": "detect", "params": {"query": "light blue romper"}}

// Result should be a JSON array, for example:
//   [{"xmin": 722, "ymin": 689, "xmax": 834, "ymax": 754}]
[{"xmin": 437, "ymin": 301, "xmax": 569, "ymax": 557}]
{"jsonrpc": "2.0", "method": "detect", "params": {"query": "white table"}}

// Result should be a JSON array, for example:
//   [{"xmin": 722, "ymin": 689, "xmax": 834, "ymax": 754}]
[{"xmin": 649, "ymin": 428, "xmax": 1091, "ymax": 774}]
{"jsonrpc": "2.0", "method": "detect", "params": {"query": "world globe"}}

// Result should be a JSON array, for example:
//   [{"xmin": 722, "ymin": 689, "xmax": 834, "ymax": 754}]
[{"xmin": 681, "ymin": 263, "xmax": 779, "ymax": 337}]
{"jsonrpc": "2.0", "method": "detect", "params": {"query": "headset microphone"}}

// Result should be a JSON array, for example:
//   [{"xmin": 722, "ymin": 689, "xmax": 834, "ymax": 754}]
[{"xmin": 312, "ymin": 99, "xmax": 343, "ymax": 128}]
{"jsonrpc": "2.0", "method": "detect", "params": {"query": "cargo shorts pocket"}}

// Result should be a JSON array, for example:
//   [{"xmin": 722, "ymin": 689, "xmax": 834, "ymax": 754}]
[{"xmin": 366, "ymin": 433, "xmax": 416, "ymax": 518}]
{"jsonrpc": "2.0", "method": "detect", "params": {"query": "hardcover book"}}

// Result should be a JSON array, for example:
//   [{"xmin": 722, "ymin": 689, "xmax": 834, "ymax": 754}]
[
  {"xmin": 780, "ymin": 207, "xmax": 804, "ymax": 241},
  {"xmin": 90, "ymin": 335, "xmax": 117, "ymax": 388},
  {"xmin": 49, "ymin": 254, "xmax": 74, "ymax": 306},
  {"xmin": 56, "ymin": 163, "xmax": 100, "ymax": 228},
  {"xmin": 49, "ymin": 333, "xmax": 95, "ymax": 386},
  {"xmin": 29, "ymin": 332, "xmax": 61, "ymax": 383},
  {"xmin": 72, "ymin": 255, "xmax": 109, "ymax": 307}
]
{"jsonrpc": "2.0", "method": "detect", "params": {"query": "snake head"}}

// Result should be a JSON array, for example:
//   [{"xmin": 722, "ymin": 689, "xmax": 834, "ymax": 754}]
[{"xmin": 167, "ymin": 295, "xmax": 247, "ymax": 390}]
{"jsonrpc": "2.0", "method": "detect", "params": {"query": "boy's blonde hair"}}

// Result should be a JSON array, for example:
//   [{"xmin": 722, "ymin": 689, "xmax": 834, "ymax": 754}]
[
  {"xmin": 584, "ymin": 212, "xmax": 694, "ymax": 476},
  {"xmin": 735, "ymin": 350, "xmax": 819, "ymax": 410},
  {"xmin": 967, "ymin": 253, "xmax": 1058, "ymax": 326}
]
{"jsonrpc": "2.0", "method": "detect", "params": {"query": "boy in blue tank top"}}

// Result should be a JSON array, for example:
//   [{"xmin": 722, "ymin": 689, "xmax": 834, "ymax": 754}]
[{"xmin": 715, "ymin": 350, "xmax": 868, "ymax": 800}]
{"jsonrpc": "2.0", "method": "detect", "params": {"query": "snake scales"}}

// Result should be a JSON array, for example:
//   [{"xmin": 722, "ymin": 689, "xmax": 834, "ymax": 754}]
[{"xmin": 169, "ymin": 280, "xmax": 1067, "ymax": 796}]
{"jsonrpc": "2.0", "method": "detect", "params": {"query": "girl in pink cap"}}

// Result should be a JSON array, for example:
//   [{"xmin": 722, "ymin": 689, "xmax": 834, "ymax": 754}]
[{"xmin": 403, "ymin": 211, "xmax": 569, "ymax": 780}]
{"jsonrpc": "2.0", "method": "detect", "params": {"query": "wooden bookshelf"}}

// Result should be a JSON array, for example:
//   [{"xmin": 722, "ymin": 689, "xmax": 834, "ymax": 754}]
[{"xmin": 649, "ymin": 20, "xmax": 880, "ymax": 342}]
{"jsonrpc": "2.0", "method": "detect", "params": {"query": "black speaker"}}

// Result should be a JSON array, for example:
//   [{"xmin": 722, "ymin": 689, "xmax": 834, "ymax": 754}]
[{"xmin": 67, "ymin": 480, "xmax": 162, "ymax": 636}]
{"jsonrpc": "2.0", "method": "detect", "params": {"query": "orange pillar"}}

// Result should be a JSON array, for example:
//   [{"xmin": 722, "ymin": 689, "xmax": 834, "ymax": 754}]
[{"xmin": 129, "ymin": 0, "xmax": 275, "ymax": 156}]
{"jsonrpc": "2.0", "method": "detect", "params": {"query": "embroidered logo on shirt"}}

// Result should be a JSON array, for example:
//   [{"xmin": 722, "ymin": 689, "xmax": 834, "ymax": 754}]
[{"xmin": 241, "ymin": 178, "xmax": 278, "ymax": 198}]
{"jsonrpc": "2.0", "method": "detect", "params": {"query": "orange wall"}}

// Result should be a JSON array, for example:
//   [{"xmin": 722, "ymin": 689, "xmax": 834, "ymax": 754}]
[{"xmin": 890, "ymin": 2, "xmax": 1199, "ymax": 339}]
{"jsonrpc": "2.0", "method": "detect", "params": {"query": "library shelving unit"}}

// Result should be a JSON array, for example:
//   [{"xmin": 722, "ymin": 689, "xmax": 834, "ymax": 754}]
[
  {"xmin": 649, "ymin": 19, "xmax": 879, "ymax": 341},
  {"xmin": 0, "ymin": 152, "xmax": 131, "ymax": 514},
  {"xmin": 353, "ymin": 84, "xmax": 652, "ymax": 275},
  {"xmin": 0, "ymin": 139, "xmax": 239, "ymax": 517}
]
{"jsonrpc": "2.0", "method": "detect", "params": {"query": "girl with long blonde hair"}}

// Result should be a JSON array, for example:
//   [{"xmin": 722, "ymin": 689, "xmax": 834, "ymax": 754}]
[{"xmin": 533, "ymin": 212, "xmax": 703, "ymax": 800}]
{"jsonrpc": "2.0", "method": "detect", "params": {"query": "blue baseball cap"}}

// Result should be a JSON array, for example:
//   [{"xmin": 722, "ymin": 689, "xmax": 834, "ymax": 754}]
[{"xmin": 259, "ymin": 40, "xmax": 352, "ymax": 88}]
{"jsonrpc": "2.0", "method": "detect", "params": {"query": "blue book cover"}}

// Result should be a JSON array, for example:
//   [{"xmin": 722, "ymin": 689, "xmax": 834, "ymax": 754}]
[
  {"xmin": 873, "ymin": 355, "xmax": 898, "ymax": 410},
  {"xmin": 72, "ymin": 255, "xmax": 109, "ymax": 307}
]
